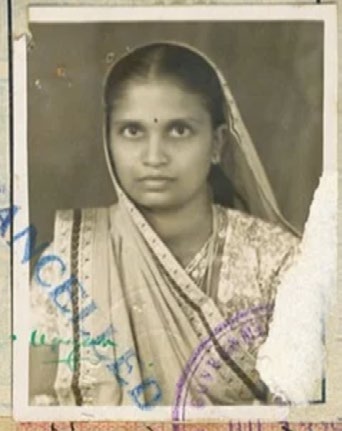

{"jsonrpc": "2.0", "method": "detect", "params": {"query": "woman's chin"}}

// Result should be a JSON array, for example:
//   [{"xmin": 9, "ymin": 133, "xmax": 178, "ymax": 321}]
[{"xmin": 130, "ymin": 193, "xmax": 183, "ymax": 212}]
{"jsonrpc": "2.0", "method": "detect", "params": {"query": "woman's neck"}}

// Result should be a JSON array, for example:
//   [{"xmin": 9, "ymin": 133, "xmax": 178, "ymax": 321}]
[{"xmin": 139, "ymin": 189, "xmax": 213, "ymax": 266}]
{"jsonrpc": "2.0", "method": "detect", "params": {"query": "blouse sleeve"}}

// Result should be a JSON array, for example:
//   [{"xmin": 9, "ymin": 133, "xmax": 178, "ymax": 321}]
[
  {"xmin": 251, "ymin": 218, "xmax": 301, "ymax": 308},
  {"xmin": 217, "ymin": 209, "xmax": 300, "ymax": 313}
]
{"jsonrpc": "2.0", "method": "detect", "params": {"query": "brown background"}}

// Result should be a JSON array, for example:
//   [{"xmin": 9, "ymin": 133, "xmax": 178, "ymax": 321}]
[{"xmin": 27, "ymin": 21, "xmax": 323, "ymax": 247}]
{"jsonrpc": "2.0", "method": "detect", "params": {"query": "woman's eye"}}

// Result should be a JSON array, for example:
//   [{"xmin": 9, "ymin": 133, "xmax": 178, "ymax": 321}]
[
  {"xmin": 169, "ymin": 123, "xmax": 192, "ymax": 138},
  {"xmin": 120, "ymin": 124, "xmax": 144, "ymax": 139}
]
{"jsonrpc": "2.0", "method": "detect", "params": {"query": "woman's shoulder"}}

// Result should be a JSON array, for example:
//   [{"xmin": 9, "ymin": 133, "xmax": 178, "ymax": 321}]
[
  {"xmin": 220, "ymin": 207, "xmax": 301, "ymax": 291},
  {"xmin": 222, "ymin": 206, "xmax": 300, "ymax": 252},
  {"xmin": 54, "ymin": 203, "xmax": 119, "ymax": 222},
  {"xmin": 52, "ymin": 203, "xmax": 120, "ymax": 246}
]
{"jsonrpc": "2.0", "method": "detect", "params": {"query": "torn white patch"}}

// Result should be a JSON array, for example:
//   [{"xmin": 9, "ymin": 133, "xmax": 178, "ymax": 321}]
[{"xmin": 257, "ymin": 171, "xmax": 337, "ymax": 404}]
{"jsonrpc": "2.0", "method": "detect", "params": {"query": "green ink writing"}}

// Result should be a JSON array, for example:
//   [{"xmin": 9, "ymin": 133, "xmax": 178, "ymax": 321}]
[
  {"xmin": 30, "ymin": 329, "xmax": 117, "ymax": 370},
  {"xmin": 30, "ymin": 329, "xmax": 116, "ymax": 352}
]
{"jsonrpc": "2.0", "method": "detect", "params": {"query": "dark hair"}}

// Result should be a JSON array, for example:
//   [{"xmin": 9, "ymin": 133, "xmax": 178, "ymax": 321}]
[
  {"xmin": 104, "ymin": 43, "xmax": 226, "ymax": 128},
  {"xmin": 104, "ymin": 42, "xmax": 247, "ymax": 210}
]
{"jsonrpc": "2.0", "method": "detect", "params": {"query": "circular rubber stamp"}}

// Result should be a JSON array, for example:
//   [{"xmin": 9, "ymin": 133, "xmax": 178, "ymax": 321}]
[{"xmin": 173, "ymin": 304, "xmax": 274, "ymax": 424}]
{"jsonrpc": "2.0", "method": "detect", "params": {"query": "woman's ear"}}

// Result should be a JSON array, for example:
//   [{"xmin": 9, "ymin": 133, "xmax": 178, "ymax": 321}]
[{"xmin": 211, "ymin": 124, "xmax": 228, "ymax": 165}]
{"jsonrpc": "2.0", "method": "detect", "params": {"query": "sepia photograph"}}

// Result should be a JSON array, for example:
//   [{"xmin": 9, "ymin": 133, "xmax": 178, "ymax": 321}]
[{"xmin": 12, "ymin": 4, "xmax": 337, "ymax": 422}]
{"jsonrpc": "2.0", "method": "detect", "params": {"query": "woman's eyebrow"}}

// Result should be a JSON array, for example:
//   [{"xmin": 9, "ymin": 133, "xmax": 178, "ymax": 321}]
[
  {"xmin": 167, "ymin": 117, "xmax": 202, "ymax": 125},
  {"xmin": 111, "ymin": 119, "xmax": 143, "ymax": 126}
]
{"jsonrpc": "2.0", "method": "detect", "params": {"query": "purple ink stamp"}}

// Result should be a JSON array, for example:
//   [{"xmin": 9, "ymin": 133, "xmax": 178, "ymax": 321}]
[{"xmin": 173, "ymin": 304, "xmax": 274, "ymax": 424}]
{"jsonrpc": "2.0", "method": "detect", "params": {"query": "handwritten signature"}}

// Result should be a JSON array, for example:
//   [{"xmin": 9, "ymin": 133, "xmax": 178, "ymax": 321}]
[{"xmin": 30, "ymin": 329, "xmax": 117, "ymax": 371}]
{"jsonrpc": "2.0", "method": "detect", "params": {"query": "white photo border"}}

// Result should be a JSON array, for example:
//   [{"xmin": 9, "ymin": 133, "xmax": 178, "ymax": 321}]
[{"xmin": 13, "ymin": 4, "xmax": 338, "ymax": 422}]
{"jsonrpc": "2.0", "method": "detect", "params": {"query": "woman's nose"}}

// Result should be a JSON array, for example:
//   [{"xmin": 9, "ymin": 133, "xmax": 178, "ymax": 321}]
[{"xmin": 142, "ymin": 134, "xmax": 168, "ymax": 167}]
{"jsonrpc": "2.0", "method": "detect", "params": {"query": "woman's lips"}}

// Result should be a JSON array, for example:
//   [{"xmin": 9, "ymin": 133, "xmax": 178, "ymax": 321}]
[{"xmin": 137, "ymin": 175, "xmax": 175, "ymax": 189}]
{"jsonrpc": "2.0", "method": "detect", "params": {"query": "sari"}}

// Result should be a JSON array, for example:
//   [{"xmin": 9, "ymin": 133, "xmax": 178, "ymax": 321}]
[{"xmin": 30, "ymin": 42, "xmax": 302, "ymax": 407}]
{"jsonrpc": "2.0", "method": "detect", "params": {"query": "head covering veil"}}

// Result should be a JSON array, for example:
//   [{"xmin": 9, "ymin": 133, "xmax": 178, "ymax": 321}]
[{"xmin": 102, "ymin": 41, "xmax": 299, "ymax": 236}]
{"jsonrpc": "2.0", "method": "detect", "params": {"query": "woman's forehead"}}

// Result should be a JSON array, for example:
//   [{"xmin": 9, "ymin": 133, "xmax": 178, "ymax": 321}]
[{"xmin": 110, "ymin": 78, "xmax": 211, "ymax": 122}]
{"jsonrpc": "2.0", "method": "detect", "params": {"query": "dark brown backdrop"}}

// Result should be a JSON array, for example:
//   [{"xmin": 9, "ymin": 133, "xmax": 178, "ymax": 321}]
[{"xmin": 27, "ymin": 21, "xmax": 323, "ymax": 248}]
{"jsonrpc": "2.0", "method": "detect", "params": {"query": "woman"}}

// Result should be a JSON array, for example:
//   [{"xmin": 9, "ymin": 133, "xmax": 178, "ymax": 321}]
[{"xmin": 30, "ymin": 42, "xmax": 312, "ymax": 408}]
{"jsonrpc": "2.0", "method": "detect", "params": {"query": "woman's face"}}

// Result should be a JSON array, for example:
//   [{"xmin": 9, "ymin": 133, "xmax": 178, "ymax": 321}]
[{"xmin": 109, "ymin": 78, "xmax": 222, "ymax": 211}]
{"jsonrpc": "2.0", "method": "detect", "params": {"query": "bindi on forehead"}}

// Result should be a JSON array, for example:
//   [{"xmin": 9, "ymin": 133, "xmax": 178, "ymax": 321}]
[{"xmin": 154, "ymin": 118, "xmax": 158, "ymax": 123}]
